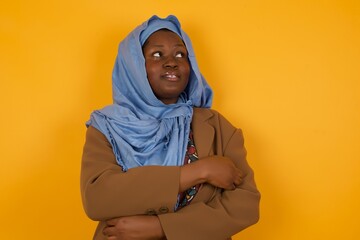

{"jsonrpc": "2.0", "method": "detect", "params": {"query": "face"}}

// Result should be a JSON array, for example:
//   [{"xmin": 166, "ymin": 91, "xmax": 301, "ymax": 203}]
[{"xmin": 143, "ymin": 29, "xmax": 190, "ymax": 104}]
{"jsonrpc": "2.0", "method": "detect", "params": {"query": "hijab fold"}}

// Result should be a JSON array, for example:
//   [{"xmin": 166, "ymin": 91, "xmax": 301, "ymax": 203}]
[{"xmin": 87, "ymin": 15, "xmax": 212, "ymax": 171}]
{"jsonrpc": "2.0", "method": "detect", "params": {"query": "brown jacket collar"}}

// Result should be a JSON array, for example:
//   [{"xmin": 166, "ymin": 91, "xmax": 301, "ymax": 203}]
[{"xmin": 192, "ymin": 108, "xmax": 215, "ymax": 158}]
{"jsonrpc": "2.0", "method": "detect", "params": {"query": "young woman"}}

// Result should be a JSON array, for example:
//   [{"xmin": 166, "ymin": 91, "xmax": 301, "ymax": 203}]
[{"xmin": 81, "ymin": 15, "xmax": 260, "ymax": 240}]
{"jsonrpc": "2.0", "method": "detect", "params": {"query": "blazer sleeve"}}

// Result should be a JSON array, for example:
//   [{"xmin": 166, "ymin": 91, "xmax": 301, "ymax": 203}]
[
  {"xmin": 158, "ymin": 121, "xmax": 260, "ymax": 240},
  {"xmin": 80, "ymin": 126, "xmax": 180, "ymax": 221}
]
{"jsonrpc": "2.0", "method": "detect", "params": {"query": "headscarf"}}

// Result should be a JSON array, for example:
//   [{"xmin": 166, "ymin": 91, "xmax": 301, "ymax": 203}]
[{"xmin": 86, "ymin": 15, "xmax": 213, "ymax": 171}]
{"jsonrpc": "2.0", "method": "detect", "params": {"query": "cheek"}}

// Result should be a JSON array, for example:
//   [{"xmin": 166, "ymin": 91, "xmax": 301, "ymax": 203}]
[
  {"xmin": 145, "ymin": 64, "xmax": 159, "ymax": 81},
  {"xmin": 181, "ymin": 62, "xmax": 191, "ymax": 76},
  {"xmin": 183, "ymin": 64, "xmax": 191, "ymax": 80},
  {"xmin": 145, "ymin": 67, "xmax": 159, "ymax": 91}
]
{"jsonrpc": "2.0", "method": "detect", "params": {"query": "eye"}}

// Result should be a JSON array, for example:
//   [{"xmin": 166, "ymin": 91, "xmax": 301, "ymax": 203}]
[
  {"xmin": 153, "ymin": 52, "xmax": 161, "ymax": 57},
  {"xmin": 175, "ymin": 52, "xmax": 185, "ymax": 58}
]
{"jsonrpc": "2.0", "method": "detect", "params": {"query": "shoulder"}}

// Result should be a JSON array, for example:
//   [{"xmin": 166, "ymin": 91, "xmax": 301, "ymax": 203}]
[
  {"xmin": 86, "ymin": 125, "xmax": 106, "ymax": 139},
  {"xmin": 193, "ymin": 107, "xmax": 237, "ymax": 130},
  {"xmin": 85, "ymin": 126, "xmax": 112, "ymax": 148},
  {"xmin": 192, "ymin": 107, "xmax": 220, "ymax": 122}
]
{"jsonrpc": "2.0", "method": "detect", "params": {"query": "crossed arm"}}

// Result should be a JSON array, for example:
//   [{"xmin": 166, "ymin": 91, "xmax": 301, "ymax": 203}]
[
  {"xmin": 81, "ymin": 126, "xmax": 259, "ymax": 240},
  {"xmin": 101, "ymin": 157, "xmax": 242, "ymax": 240}
]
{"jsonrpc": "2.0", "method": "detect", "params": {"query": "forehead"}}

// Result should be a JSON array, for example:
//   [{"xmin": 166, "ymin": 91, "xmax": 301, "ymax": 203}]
[{"xmin": 143, "ymin": 29, "xmax": 185, "ymax": 46}]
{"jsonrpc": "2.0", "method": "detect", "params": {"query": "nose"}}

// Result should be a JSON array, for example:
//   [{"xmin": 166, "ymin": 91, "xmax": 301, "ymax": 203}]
[{"xmin": 163, "ymin": 56, "xmax": 178, "ymax": 68}]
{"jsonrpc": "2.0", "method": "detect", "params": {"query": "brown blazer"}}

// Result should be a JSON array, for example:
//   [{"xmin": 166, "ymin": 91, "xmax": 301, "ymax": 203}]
[{"xmin": 81, "ymin": 108, "xmax": 260, "ymax": 240}]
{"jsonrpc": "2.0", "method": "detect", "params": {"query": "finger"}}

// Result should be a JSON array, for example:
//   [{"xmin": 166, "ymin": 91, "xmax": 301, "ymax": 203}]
[
  {"xmin": 234, "ymin": 179, "xmax": 241, "ymax": 186},
  {"xmin": 106, "ymin": 218, "xmax": 119, "ymax": 226},
  {"xmin": 103, "ymin": 226, "xmax": 115, "ymax": 237},
  {"xmin": 225, "ymin": 182, "xmax": 237, "ymax": 190},
  {"xmin": 235, "ymin": 170, "xmax": 243, "ymax": 183},
  {"xmin": 234, "ymin": 175, "xmax": 242, "ymax": 185}
]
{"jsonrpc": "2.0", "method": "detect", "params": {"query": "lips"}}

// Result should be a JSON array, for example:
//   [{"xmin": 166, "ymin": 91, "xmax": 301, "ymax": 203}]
[{"xmin": 162, "ymin": 72, "xmax": 179, "ymax": 81}]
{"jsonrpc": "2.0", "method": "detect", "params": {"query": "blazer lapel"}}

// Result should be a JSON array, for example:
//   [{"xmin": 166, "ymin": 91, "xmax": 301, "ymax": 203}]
[{"xmin": 191, "ymin": 108, "xmax": 215, "ymax": 158}]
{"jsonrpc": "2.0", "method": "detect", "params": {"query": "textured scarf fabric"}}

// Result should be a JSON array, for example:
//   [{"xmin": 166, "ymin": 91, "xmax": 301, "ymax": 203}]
[{"xmin": 87, "ymin": 15, "xmax": 213, "ymax": 171}]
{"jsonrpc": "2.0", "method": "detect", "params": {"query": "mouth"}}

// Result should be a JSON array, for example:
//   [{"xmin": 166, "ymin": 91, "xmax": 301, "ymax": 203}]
[{"xmin": 162, "ymin": 72, "xmax": 180, "ymax": 82}]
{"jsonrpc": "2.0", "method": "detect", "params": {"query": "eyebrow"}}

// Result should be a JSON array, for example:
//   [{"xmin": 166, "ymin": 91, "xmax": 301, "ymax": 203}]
[{"xmin": 147, "ymin": 43, "xmax": 185, "ymax": 48}]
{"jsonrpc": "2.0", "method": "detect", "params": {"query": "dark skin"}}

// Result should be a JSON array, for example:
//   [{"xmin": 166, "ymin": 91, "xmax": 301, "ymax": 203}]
[
  {"xmin": 102, "ymin": 30, "xmax": 242, "ymax": 240},
  {"xmin": 143, "ymin": 29, "xmax": 190, "ymax": 104}
]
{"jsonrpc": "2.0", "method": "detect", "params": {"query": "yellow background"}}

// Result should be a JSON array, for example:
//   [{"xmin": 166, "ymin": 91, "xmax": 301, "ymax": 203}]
[{"xmin": 1, "ymin": 0, "xmax": 359, "ymax": 239}]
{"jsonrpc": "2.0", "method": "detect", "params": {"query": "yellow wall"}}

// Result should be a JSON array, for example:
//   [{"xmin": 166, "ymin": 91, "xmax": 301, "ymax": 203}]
[{"xmin": 1, "ymin": 0, "xmax": 359, "ymax": 239}]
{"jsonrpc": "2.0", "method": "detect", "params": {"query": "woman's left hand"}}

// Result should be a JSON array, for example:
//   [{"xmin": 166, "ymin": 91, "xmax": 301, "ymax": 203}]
[{"xmin": 103, "ymin": 215, "xmax": 165, "ymax": 240}]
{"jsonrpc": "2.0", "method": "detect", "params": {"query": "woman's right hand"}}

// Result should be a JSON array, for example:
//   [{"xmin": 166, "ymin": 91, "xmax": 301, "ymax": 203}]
[
  {"xmin": 199, "ymin": 156, "xmax": 242, "ymax": 190},
  {"xmin": 179, "ymin": 156, "xmax": 242, "ymax": 192}
]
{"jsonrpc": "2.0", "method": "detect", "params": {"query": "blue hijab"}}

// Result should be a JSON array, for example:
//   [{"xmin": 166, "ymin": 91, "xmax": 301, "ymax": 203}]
[{"xmin": 87, "ymin": 15, "xmax": 213, "ymax": 171}]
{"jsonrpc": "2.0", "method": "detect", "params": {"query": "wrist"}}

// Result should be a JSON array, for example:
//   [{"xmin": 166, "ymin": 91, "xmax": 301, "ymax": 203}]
[
  {"xmin": 193, "ymin": 160, "xmax": 208, "ymax": 183},
  {"xmin": 179, "ymin": 161, "xmax": 206, "ymax": 192},
  {"xmin": 153, "ymin": 216, "xmax": 165, "ymax": 239}
]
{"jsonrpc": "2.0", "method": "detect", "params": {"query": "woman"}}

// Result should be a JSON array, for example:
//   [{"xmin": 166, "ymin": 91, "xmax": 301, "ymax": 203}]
[{"xmin": 81, "ymin": 15, "xmax": 260, "ymax": 240}]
